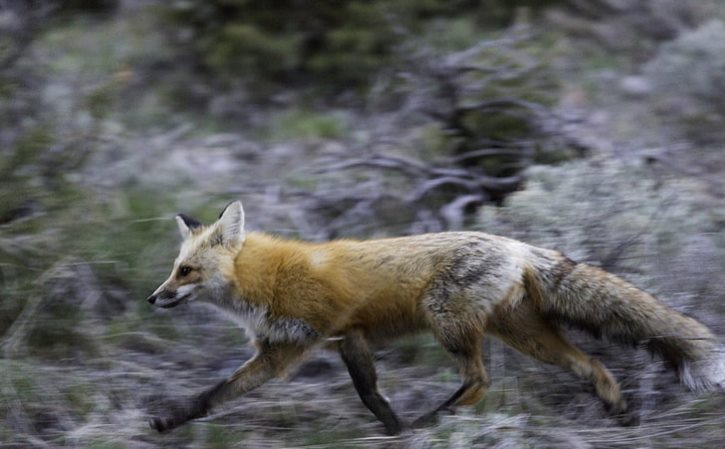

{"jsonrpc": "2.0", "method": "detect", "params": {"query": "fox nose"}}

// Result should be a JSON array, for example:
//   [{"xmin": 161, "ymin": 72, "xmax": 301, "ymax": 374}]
[{"xmin": 147, "ymin": 294, "xmax": 157, "ymax": 305}]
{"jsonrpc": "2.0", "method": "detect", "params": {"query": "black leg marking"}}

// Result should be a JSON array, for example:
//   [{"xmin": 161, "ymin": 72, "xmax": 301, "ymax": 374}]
[
  {"xmin": 149, "ymin": 341, "xmax": 309, "ymax": 433},
  {"xmin": 339, "ymin": 331, "xmax": 403, "ymax": 435},
  {"xmin": 411, "ymin": 320, "xmax": 488, "ymax": 429},
  {"xmin": 411, "ymin": 381, "xmax": 474, "ymax": 428},
  {"xmin": 149, "ymin": 379, "xmax": 228, "ymax": 433}
]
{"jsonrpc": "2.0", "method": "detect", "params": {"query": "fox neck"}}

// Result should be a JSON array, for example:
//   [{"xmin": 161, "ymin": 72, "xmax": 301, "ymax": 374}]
[
  {"xmin": 225, "ymin": 232, "xmax": 303, "ymax": 305},
  {"xmin": 214, "ymin": 232, "xmax": 321, "ymax": 342}
]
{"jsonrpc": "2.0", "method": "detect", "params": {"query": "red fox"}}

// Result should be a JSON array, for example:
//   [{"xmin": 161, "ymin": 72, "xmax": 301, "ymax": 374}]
[{"xmin": 147, "ymin": 201, "xmax": 724, "ymax": 434}]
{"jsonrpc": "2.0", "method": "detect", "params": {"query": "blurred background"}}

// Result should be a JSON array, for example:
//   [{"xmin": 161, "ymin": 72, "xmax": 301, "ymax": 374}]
[{"xmin": 1, "ymin": 1, "xmax": 724, "ymax": 447}]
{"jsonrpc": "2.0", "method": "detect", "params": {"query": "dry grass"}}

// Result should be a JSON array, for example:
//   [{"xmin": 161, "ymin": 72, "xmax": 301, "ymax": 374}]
[{"xmin": 2, "ymin": 302, "xmax": 723, "ymax": 448}]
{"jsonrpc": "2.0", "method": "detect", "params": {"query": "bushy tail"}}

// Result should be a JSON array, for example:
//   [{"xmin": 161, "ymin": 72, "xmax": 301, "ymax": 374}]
[{"xmin": 524, "ymin": 261, "xmax": 724, "ymax": 392}]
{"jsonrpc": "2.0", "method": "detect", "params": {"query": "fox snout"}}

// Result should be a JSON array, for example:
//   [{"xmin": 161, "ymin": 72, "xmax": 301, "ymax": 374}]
[
  {"xmin": 146, "ymin": 289, "xmax": 176, "ymax": 304},
  {"xmin": 147, "ymin": 288, "xmax": 185, "ymax": 309},
  {"xmin": 147, "ymin": 283, "xmax": 197, "ymax": 308}
]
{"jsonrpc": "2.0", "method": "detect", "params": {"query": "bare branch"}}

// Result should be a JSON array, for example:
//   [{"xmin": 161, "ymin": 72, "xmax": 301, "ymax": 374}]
[{"xmin": 441, "ymin": 194, "xmax": 485, "ymax": 230}]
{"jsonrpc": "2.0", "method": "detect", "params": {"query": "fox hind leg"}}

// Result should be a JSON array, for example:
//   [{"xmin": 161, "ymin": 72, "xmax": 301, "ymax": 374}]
[
  {"xmin": 413, "ymin": 312, "xmax": 489, "ymax": 427},
  {"xmin": 489, "ymin": 302, "xmax": 631, "ymax": 421}
]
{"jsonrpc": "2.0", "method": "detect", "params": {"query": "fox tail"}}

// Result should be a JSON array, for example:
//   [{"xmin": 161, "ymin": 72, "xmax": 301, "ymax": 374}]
[{"xmin": 524, "ymin": 260, "xmax": 724, "ymax": 392}]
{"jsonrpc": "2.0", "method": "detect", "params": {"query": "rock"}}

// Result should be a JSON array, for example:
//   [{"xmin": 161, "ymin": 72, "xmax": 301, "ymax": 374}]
[{"xmin": 619, "ymin": 76, "xmax": 652, "ymax": 98}]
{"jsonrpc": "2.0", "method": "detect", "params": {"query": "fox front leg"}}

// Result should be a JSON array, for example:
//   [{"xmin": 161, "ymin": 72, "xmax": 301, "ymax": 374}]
[{"xmin": 150, "ymin": 340, "xmax": 308, "ymax": 433}]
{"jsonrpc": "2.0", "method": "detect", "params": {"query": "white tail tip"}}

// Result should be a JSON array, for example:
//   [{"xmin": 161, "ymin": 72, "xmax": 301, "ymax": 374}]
[{"xmin": 680, "ymin": 349, "xmax": 725, "ymax": 392}]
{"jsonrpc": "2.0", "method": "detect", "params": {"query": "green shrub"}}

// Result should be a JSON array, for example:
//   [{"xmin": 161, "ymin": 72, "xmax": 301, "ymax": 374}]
[
  {"xmin": 166, "ymin": 0, "xmax": 398, "ymax": 87},
  {"xmin": 265, "ymin": 108, "xmax": 347, "ymax": 142},
  {"xmin": 643, "ymin": 20, "xmax": 725, "ymax": 143},
  {"xmin": 57, "ymin": 0, "xmax": 118, "ymax": 14},
  {"xmin": 406, "ymin": 28, "xmax": 562, "ymax": 180},
  {"xmin": 645, "ymin": 20, "xmax": 725, "ymax": 108},
  {"xmin": 163, "ymin": 0, "xmax": 559, "ymax": 89}
]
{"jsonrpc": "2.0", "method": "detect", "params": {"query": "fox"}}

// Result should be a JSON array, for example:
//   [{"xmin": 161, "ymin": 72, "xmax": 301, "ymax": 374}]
[{"xmin": 146, "ymin": 200, "xmax": 724, "ymax": 434}]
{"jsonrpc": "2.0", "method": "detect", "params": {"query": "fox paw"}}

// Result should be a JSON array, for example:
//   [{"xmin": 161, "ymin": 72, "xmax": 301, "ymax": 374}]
[
  {"xmin": 411, "ymin": 412, "xmax": 438, "ymax": 429},
  {"xmin": 615, "ymin": 410, "xmax": 640, "ymax": 427},
  {"xmin": 604, "ymin": 399, "xmax": 638, "ymax": 427},
  {"xmin": 383, "ymin": 421, "xmax": 405, "ymax": 436}
]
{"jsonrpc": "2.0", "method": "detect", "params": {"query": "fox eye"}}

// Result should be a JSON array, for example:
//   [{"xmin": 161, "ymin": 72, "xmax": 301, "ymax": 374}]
[{"xmin": 179, "ymin": 266, "xmax": 193, "ymax": 277}]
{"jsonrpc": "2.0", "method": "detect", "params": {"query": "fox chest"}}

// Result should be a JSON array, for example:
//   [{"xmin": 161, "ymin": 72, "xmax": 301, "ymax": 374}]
[{"xmin": 215, "ymin": 297, "xmax": 319, "ymax": 344}]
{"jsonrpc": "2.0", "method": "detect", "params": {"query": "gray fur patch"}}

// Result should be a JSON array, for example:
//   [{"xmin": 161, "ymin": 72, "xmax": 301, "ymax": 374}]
[
  {"xmin": 420, "ymin": 236, "xmax": 527, "ymax": 324},
  {"xmin": 215, "ymin": 295, "xmax": 319, "ymax": 343},
  {"xmin": 446, "ymin": 239, "xmax": 506, "ymax": 289},
  {"xmin": 265, "ymin": 316, "xmax": 320, "ymax": 343}
]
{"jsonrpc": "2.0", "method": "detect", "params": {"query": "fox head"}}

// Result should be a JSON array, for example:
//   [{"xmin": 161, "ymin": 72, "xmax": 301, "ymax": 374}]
[{"xmin": 147, "ymin": 201, "xmax": 245, "ymax": 309}]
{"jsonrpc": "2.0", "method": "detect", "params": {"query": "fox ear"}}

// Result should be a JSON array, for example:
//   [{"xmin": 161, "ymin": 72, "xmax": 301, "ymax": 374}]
[
  {"xmin": 176, "ymin": 213, "xmax": 202, "ymax": 239},
  {"xmin": 216, "ymin": 201, "xmax": 245, "ymax": 246}
]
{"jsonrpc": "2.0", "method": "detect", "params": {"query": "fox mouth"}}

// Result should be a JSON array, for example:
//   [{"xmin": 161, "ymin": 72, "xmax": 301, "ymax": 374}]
[{"xmin": 159, "ymin": 293, "xmax": 192, "ymax": 309}]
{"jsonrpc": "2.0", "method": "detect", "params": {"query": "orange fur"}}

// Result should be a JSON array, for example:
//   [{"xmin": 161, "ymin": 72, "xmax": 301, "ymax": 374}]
[{"xmin": 228, "ymin": 232, "xmax": 434, "ymax": 341}]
